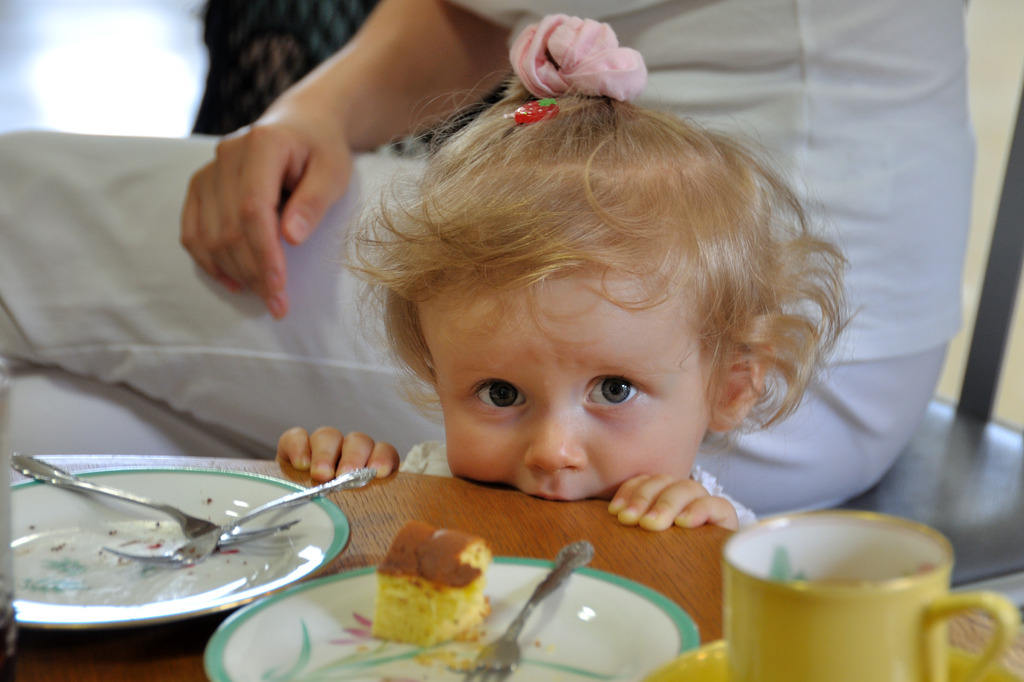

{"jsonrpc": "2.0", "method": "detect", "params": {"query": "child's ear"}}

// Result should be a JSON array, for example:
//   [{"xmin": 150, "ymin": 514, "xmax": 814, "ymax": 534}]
[{"xmin": 708, "ymin": 353, "xmax": 766, "ymax": 432}]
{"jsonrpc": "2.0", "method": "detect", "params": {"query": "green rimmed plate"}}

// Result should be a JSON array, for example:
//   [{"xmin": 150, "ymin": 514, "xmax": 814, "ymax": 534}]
[
  {"xmin": 205, "ymin": 557, "xmax": 699, "ymax": 681},
  {"xmin": 12, "ymin": 467, "xmax": 349, "ymax": 628}
]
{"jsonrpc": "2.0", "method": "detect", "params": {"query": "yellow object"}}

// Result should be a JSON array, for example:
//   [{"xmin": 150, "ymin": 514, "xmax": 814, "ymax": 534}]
[
  {"xmin": 645, "ymin": 641, "xmax": 1023, "ymax": 682},
  {"xmin": 371, "ymin": 522, "xmax": 492, "ymax": 647},
  {"xmin": 371, "ymin": 570, "xmax": 490, "ymax": 646},
  {"xmin": 721, "ymin": 511, "xmax": 1020, "ymax": 682}
]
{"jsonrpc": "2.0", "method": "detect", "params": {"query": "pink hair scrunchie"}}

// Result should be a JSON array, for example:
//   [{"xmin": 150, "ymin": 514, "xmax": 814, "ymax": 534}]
[{"xmin": 510, "ymin": 14, "xmax": 648, "ymax": 102}]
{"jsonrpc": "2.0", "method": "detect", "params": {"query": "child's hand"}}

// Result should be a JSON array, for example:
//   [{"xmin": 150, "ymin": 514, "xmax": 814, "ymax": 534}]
[
  {"xmin": 276, "ymin": 427, "xmax": 400, "ymax": 483},
  {"xmin": 608, "ymin": 474, "xmax": 740, "ymax": 531}
]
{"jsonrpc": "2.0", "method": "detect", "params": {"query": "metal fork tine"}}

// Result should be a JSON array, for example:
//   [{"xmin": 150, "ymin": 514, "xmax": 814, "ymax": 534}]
[
  {"xmin": 12, "ymin": 453, "xmax": 223, "ymax": 539},
  {"xmin": 103, "ymin": 545, "xmax": 193, "ymax": 567},
  {"xmin": 461, "ymin": 541, "xmax": 593, "ymax": 677},
  {"xmin": 14, "ymin": 454, "xmax": 304, "ymax": 544},
  {"xmin": 100, "ymin": 468, "xmax": 375, "ymax": 569},
  {"xmin": 218, "ymin": 519, "xmax": 299, "ymax": 546},
  {"xmin": 103, "ymin": 520, "xmax": 300, "ymax": 566}
]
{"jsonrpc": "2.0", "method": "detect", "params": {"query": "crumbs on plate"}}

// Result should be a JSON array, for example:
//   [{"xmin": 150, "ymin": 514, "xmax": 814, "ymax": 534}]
[{"xmin": 415, "ymin": 649, "xmax": 474, "ymax": 671}]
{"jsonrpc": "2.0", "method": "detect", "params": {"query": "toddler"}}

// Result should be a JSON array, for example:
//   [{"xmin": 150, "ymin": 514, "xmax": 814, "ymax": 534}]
[{"xmin": 277, "ymin": 15, "xmax": 846, "ymax": 530}]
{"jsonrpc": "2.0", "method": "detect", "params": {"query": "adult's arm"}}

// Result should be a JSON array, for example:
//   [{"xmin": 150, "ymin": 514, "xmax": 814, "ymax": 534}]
[{"xmin": 180, "ymin": 0, "xmax": 511, "ymax": 318}]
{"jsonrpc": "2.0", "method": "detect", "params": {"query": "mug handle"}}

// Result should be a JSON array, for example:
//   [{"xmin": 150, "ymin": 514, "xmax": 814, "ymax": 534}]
[{"xmin": 923, "ymin": 591, "xmax": 1020, "ymax": 682}]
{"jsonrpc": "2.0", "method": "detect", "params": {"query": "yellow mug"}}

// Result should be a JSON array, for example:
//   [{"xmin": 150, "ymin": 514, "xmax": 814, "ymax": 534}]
[{"xmin": 723, "ymin": 511, "xmax": 1019, "ymax": 682}]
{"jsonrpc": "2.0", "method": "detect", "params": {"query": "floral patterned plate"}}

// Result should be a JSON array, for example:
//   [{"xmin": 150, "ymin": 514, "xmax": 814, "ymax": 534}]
[
  {"xmin": 205, "ymin": 558, "xmax": 699, "ymax": 681},
  {"xmin": 11, "ymin": 468, "xmax": 349, "ymax": 628}
]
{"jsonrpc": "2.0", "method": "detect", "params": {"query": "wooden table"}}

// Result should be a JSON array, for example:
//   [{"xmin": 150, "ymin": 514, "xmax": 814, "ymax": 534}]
[
  {"xmin": 10, "ymin": 455, "xmax": 727, "ymax": 681},
  {"xmin": 9, "ymin": 455, "xmax": 1024, "ymax": 681}
]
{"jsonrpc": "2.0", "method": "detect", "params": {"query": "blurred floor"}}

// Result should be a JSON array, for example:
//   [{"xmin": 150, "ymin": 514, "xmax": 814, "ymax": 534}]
[{"xmin": 0, "ymin": 0, "xmax": 1022, "ymax": 424}]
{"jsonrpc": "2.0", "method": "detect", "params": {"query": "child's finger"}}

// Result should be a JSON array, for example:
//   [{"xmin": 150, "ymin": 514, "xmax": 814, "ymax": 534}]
[
  {"xmin": 607, "ymin": 474, "xmax": 645, "ymax": 513},
  {"xmin": 308, "ymin": 426, "xmax": 344, "ymax": 482},
  {"xmin": 636, "ymin": 479, "xmax": 711, "ymax": 531},
  {"xmin": 276, "ymin": 427, "xmax": 312, "ymax": 471},
  {"xmin": 608, "ymin": 474, "xmax": 656, "ymax": 525},
  {"xmin": 610, "ymin": 474, "xmax": 691, "ymax": 526},
  {"xmin": 637, "ymin": 506, "xmax": 677, "ymax": 531},
  {"xmin": 336, "ymin": 431, "xmax": 394, "ymax": 476},
  {"xmin": 674, "ymin": 497, "xmax": 740, "ymax": 531},
  {"xmin": 363, "ymin": 440, "xmax": 401, "ymax": 477}
]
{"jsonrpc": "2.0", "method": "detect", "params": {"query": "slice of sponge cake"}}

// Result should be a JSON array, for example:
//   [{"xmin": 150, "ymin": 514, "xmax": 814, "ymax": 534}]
[{"xmin": 372, "ymin": 520, "xmax": 493, "ymax": 646}]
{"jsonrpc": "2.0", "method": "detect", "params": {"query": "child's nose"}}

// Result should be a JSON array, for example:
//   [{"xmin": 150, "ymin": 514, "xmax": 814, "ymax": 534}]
[{"xmin": 523, "ymin": 417, "xmax": 587, "ymax": 472}]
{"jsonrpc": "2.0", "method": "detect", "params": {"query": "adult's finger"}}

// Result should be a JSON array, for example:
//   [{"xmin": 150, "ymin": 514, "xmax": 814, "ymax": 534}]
[
  {"xmin": 229, "ymin": 128, "xmax": 302, "ymax": 315},
  {"xmin": 279, "ymin": 145, "xmax": 354, "ymax": 247},
  {"xmin": 182, "ymin": 162, "xmax": 241, "ymax": 291}
]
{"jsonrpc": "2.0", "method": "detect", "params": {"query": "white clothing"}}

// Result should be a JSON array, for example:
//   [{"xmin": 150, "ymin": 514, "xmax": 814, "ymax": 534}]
[
  {"xmin": 699, "ymin": 343, "xmax": 948, "ymax": 515},
  {"xmin": 0, "ymin": 133, "xmax": 444, "ymax": 459},
  {"xmin": 0, "ymin": 0, "xmax": 972, "ymax": 514},
  {"xmin": 453, "ymin": 0, "xmax": 974, "ymax": 362},
  {"xmin": 402, "ymin": 441, "xmax": 758, "ymax": 527},
  {"xmin": 402, "ymin": 441, "xmax": 460, "ymax": 477}
]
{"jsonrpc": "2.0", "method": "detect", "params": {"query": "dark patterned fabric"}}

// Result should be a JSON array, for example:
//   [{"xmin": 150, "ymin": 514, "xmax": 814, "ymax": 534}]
[{"xmin": 193, "ymin": 0, "xmax": 379, "ymax": 134}]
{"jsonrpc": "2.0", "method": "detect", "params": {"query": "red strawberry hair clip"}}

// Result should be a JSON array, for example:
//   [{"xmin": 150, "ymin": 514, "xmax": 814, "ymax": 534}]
[{"xmin": 512, "ymin": 98, "xmax": 559, "ymax": 125}]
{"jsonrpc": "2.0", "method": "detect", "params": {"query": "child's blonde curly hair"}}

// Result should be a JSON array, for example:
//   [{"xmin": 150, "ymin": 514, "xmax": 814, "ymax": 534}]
[{"xmin": 351, "ymin": 81, "xmax": 846, "ymax": 436}]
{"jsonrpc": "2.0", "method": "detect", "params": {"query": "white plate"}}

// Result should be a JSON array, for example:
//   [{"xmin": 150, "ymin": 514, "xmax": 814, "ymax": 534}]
[
  {"xmin": 11, "ymin": 468, "xmax": 349, "ymax": 629},
  {"xmin": 205, "ymin": 558, "xmax": 699, "ymax": 681}
]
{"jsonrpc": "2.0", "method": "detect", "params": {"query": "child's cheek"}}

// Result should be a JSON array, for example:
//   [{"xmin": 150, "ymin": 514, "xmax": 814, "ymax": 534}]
[{"xmin": 446, "ymin": 444, "xmax": 510, "ymax": 484}]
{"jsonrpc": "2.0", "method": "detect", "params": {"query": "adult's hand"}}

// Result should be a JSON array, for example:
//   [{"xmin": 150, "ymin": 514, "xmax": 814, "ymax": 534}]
[
  {"xmin": 180, "ymin": 0, "xmax": 511, "ymax": 319},
  {"xmin": 181, "ymin": 98, "xmax": 353, "ymax": 319}
]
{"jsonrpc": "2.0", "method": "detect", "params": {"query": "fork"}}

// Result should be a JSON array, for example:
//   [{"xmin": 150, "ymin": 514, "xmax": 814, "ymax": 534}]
[
  {"xmin": 465, "ymin": 540, "xmax": 595, "ymax": 680},
  {"xmin": 12, "ymin": 453, "xmax": 269, "ymax": 542},
  {"xmin": 103, "ymin": 518, "xmax": 301, "ymax": 564},
  {"xmin": 103, "ymin": 467, "xmax": 376, "ymax": 567}
]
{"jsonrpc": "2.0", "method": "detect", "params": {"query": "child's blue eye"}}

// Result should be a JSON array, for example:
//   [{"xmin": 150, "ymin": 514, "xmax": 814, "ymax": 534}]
[
  {"xmin": 476, "ymin": 381, "xmax": 524, "ymax": 407},
  {"xmin": 590, "ymin": 377, "xmax": 637, "ymax": 405}
]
